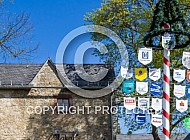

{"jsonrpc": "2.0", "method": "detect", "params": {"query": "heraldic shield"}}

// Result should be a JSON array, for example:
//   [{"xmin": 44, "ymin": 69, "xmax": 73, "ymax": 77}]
[
  {"xmin": 182, "ymin": 52, "xmax": 190, "ymax": 69},
  {"xmin": 149, "ymin": 68, "xmax": 161, "ymax": 81},
  {"xmin": 138, "ymin": 48, "xmax": 152, "ymax": 65},
  {"xmin": 162, "ymin": 36, "xmax": 175, "ymax": 50},
  {"xmin": 151, "ymin": 114, "xmax": 162, "ymax": 127},
  {"xmin": 135, "ymin": 114, "xmax": 146, "ymax": 126},
  {"xmin": 173, "ymin": 69, "xmax": 186, "ymax": 83},
  {"xmin": 135, "ymin": 68, "xmax": 147, "ymax": 81},
  {"xmin": 176, "ymin": 99, "xmax": 188, "ymax": 113},
  {"xmin": 122, "ymin": 80, "xmax": 135, "ymax": 94}
]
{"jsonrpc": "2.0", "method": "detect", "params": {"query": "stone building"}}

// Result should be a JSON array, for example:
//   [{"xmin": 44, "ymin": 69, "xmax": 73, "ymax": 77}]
[{"xmin": 0, "ymin": 59, "xmax": 117, "ymax": 140}]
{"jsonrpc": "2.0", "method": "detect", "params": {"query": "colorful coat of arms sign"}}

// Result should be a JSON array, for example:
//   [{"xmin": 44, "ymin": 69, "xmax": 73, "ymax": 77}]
[
  {"xmin": 182, "ymin": 52, "xmax": 190, "ymax": 69},
  {"xmin": 135, "ymin": 68, "xmax": 147, "ymax": 81},
  {"xmin": 162, "ymin": 35, "xmax": 175, "ymax": 50}
]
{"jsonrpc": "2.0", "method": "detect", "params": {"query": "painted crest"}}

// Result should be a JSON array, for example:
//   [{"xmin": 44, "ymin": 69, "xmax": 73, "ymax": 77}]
[
  {"xmin": 176, "ymin": 99, "xmax": 188, "ymax": 113},
  {"xmin": 182, "ymin": 52, "xmax": 190, "ymax": 69},
  {"xmin": 162, "ymin": 35, "xmax": 175, "ymax": 50},
  {"xmin": 173, "ymin": 69, "xmax": 186, "ymax": 82},
  {"xmin": 138, "ymin": 48, "xmax": 152, "ymax": 65},
  {"xmin": 124, "ymin": 97, "xmax": 136, "ymax": 110},
  {"xmin": 120, "ymin": 66, "xmax": 133, "ymax": 79},
  {"xmin": 174, "ymin": 85, "xmax": 186, "ymax": 98},
  {"xmin": 151, "ymin": 98, "xmax": 162, "ymax": 111},
  {"xmin": 149, "ymin": 68, "xmax": 161, "ymax": 81},
  {"xmin": 151, "ymin": 114, "xmax": 162, "ymax": 127},
  {"xmin": 122, "ymin": 80, "xmax": 135, "ymax": 94},
  {"xmin": 135, "ymin": 68, "xmax": 147, "ymax": 81},
  {"xmin": 187, "ymin": 70, "xmax": 190, "ymax": 82},
  {"xmin": 138, "ymin": 98, "xmax": 149, "ymax": 110},
  {"xmin": 150, "ymin": 83, "xmax": 162, "ymax": 96},
  {"xmin": 135, "ymin": 114, "xmax": 146, "ymax": 126},
  {"xmin": 136, "ymin": 82, "xmax": 148, "ymax": 95}
]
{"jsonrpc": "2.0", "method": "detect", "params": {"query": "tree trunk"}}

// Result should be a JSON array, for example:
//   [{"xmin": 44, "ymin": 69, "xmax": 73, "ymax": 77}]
[{"xmin": 152, "ymin": 125, "xmax": 160, "ymax": 140}]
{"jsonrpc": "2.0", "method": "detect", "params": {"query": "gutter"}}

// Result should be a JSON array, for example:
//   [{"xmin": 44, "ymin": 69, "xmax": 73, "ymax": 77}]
[{"xmin": 0, "ymin": 86, "xmax": 113, "ymax": 90}]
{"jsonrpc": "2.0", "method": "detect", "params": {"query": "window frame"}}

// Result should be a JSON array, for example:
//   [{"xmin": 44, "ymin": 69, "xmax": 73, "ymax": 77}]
[{"xmin": 53, "ymin": 94, "xmax": 72, "ymax": 114}]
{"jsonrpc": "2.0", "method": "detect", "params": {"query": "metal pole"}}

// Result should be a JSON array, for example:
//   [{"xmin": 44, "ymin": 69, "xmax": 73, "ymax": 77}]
[{"xmin": 163, "ymin": 49, "xmax": 170, "ymax": 140}]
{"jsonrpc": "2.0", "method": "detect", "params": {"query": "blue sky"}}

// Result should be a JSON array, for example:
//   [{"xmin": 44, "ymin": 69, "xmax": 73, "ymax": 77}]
[{"xmin": 8, "ymin": 0, "xmax": 102, "ymax": 64}]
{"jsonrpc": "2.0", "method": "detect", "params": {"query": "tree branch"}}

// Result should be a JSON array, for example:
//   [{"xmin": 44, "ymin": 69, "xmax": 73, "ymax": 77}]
[{"xmin": 171, "ymin": 112, "xmax": 190, "ymax": 131}]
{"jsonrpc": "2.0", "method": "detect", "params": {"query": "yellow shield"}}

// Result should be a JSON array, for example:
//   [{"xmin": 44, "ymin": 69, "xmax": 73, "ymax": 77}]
[{"xmin": 135, "ymin": 68, "xmax": 147, "ymax": 81}]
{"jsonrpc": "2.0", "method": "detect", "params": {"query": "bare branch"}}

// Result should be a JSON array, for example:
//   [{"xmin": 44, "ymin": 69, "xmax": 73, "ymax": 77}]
[
  {"xmin": 171, "ymin": 112, "xmax": 190, "ymax": 131},
  {"xmin": 0, "ymin": 9, "xmax": 37, "ymax": 61}
]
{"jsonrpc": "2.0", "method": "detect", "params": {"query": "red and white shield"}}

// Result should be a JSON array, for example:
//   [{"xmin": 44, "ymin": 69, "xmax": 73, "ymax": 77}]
[{"xmin": 187, "ymin": 70, "xmax": 190, "ymax": 82}]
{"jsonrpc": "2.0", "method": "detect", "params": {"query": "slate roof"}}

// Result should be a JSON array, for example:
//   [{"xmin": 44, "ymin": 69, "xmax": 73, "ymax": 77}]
[
  {"xmin": 0, "ymin": 61, "xmax": 115, "ymax": 88},
  {"xmin": 56, "ymin": 64, "xmax": 115, "ymax": 88},
  {"xmin": 0, "ymin": 64, "xmax": 42, "ymax": 86}
]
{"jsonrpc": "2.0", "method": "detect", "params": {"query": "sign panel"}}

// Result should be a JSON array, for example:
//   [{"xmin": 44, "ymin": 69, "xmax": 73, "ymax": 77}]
[
  {"xmin": 150, "ymin": 83, "xmax": 162, "ymax": 96},
  {"xmin": 174, "ymin": 85, "xmax": 186, "ymax": 98},
  {"xmin": 138, "ymin": 48, "xmax": 152, "ymax": 65},
  {"xmin": 162, "ymin": 36, "xmax": 175, "ymax": 50},
  {"xmin": 149, "ymin": 68, "xmax": 161, "ymax": 81},
  {"xmin": 173, "ymin": 69, "xmax": 186, "ymax": 83},
  {"xmin": 151, "ymin": 114, "xmax": 162, "ymax": 127},
  {"xmin": 138, "ymin": 98, "xmax": 150, "ymax": 110},
  {"xmin": 122, "ymin": 80, "xmax": 135, "ymax": 94},
  {"xmin": 182, "ymin": 52, "xmax": 190, "ymax": 69},
  {"xmin": 151, "ymin": 98, "xmax": 162, "ymax": 111},
  {"xmin": 136, "ymin": 82, "xmax": 148, "ymax": 95},
  {"xmin": 135, "ymin": 68, "xmax": 147, "ymax": 81},
  {"xmin": 176, "ymin": 99, "xmax": 188, "ymax": 113},
  {"xmin": 124, "ymin": 97, "xmax": 136, "ymax": 110},
  {"xmin": 135, "ymin": 114, "xmax": 146, "ymax": 126},
  {"xmin": 121, "ymin": 66, "xmax": 133, "ymax": 79}
]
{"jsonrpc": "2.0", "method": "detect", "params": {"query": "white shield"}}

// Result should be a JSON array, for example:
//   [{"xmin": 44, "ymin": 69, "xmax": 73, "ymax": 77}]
[
  {"xmin": 174, "ymin": 85, "xmax": 186, "ymax": 98},
  {"xmin": 151, "ymin": 114, "xmax": 162, "ymax": 127},
  {"xmin": 138, "ymin": 98, "xmax": 150, "ymax": 110},
  {"xmin": 182, "ymin": 52, "xmax": 190, "ymax": 69},
  {"xmin": 176, "ymin": 99, "xmax": 188, "ymax": 113},
  {"xmin": 162, "ymin": 36, "xmax": 175, "ymax": 50},
  {"xmin": 136, "ymin": 82, "xmax": 148, "ymax": 95},
  {"xmin": 151, "ymin": 98, "xmax": 162, "ymax": 111},
  {"xmin": 173, "ymin": 69, "xmax": 186, "ymax": 82},
  {"xmin": 138, "ymin": 48, "xmax": 152, "ymax": 65},
  {"xmin": 124, "ymin": 97, "xmax": 136, "ymax": 110},
  {"xmin": 149, "ymin": 68, "xmax": 161, "ymax": 81},
  {"xmin": 121, "ymin": 66, "xmax": 133, "ymax": 79},
  {"xmin": 121, "ymin": 66, "xmax": 128, "ymax": 78}
]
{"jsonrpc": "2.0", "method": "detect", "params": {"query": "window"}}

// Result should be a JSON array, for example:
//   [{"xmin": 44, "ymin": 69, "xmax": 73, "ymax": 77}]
[
  {"xmin": 57, "ymin": 98, "xmax": 69, "ymax": 113},
  {"xmin": 54, "ymin": 94, "xmax": 72, "ymax": 114}
]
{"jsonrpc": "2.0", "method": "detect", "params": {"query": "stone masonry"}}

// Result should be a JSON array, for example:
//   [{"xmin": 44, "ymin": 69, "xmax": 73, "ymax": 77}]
[{"xmin": 0, "ymin": 60, "xmax": 114, "ymax": 140}]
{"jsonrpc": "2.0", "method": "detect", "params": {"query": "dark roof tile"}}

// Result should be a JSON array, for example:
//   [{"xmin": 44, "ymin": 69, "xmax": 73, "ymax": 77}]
[
  {"xmin": 56, "ymin": 64, "xmax": 115, "ymax": 88},
  {"xmin": 0, "ymin": 64, "xmax": 42, "ymax": 85}
]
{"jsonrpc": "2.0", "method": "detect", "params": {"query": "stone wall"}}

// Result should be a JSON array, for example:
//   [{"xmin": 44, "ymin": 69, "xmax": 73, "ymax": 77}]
[{"xmin": 0, "ymin": 61, "xmax": 113, "ymax": 140}]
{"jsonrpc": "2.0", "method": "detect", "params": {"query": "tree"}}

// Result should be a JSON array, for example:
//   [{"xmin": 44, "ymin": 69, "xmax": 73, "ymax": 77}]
[
  {"xmin": 0, "ymin": 2, "xmax": 37, "ymax": 62},
  {"xmin": 85, "ymin": 0, "xmax": 190, "ymax": 139}
]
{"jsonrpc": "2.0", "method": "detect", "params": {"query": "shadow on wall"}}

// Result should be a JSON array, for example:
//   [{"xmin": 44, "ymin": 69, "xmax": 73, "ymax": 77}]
[{"xmin": 26, "ymin": 94, "xmax": 111, "ymax": 140}]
